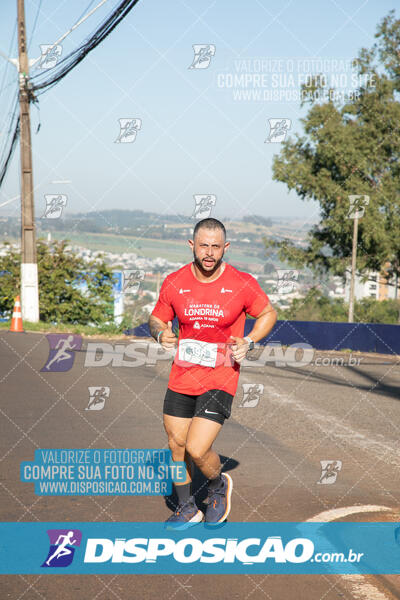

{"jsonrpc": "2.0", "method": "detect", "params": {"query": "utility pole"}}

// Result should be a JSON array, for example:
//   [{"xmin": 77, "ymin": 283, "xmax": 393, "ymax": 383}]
[
  {"xmin": 17, "ymin": 0, "xmax": 39, "ymax": 322},
  {"xmin": 348, "ymin": 214, "xmax": 358, "ymax": 323}
]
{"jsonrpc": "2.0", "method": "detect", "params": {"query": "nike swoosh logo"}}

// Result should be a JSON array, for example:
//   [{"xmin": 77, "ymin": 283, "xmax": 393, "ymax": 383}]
[{"xmin": 204, "ymin": 409, "xmax": 219, "ymax": 414}]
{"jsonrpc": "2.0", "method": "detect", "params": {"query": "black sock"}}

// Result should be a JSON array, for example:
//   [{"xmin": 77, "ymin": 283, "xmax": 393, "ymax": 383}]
[
  {"xmin": 208, "ymin": 473, "xmax": 222, "ymax": 490},
  {"xmin": 175, "ymin": 482, "xmax": 191, "ymax": 504}
]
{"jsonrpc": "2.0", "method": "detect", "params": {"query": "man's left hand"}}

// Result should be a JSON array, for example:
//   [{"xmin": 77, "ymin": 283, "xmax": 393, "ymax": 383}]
[{"xmin": 229, "ymin": 336, "xmax": 250, "ymax": 364}]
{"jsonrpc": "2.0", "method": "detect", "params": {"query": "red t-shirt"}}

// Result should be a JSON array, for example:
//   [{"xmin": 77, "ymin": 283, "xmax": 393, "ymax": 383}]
[{"xmin": 151, "ymin": 262, "xmax": 269, "ymax": 396}]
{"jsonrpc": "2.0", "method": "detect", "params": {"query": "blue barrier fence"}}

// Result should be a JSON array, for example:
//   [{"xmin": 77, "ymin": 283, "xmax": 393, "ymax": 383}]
[{"xmin": 126, "ymin": 319, "xmax": 400, "ymax": 355}]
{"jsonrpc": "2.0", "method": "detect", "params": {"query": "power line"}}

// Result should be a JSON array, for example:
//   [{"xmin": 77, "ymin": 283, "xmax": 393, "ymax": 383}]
[
  {"xmin": 29, "ymin": 0, "xmax": 112, "ymax": 71},
  {"xmin": 0, "ymin": 0, "xmax": 141, "ymax": 193},
  {"xmin": 28, "ymin": 0, "xmax": 43, "ymax": 50},
  {"xmin": 0, "ymin": 16, "xmax": 19, "ymax": 188},
  {"xmin": 0, "ymin": 194, "xmax": 20, "ymax": 209},
  {"xmin": 0, "ymin": 19, "xmax": 18, "ymax": 141},
  {"xmin": 0, "ymin": 88, "xmax": 19, "ymax": 162},
  {"xmin": 29, "ymin": 0, "xmax": 112, "ymax": 75},
  {"xmin": 0, "ymin": 20, "xmax": 17, "ymax": 103},
  {"xmin": 0, "ymin": 115, "xmax": 19, "ymax": 189},
  {"xmin": 73, "ymin": 0, "xmax": 99, "ymax": 28},
  {"xmin": 30, "ymin": 0, "xmax": 141, "ymax": 95}
]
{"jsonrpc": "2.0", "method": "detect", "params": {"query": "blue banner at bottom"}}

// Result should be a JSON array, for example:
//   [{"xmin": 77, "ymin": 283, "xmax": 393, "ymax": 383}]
[{"xmin": 0, "ymin": 522, "xmax": 399, "ymax": 574}]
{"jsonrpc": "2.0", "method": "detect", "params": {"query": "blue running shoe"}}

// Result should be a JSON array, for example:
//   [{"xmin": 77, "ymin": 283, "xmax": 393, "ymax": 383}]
[
  {"xmin": 205, "ymin": 473, "xmax": 233, "ymax": 524},
  {"xmin": 165, "ymin": 496, "xmax": 204, "ymax": 530}
]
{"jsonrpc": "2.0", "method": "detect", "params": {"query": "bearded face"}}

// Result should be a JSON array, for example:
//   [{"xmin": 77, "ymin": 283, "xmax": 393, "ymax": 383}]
[{"xmin": 192, "ymin": 227, "xmax": 226, "ymax": 274}]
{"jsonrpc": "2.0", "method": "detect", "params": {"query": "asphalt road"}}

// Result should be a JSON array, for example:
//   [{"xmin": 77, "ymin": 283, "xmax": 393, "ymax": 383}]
[{"xmin": 0, "ymin": 331, "xmax": 399, "ymax": 599}]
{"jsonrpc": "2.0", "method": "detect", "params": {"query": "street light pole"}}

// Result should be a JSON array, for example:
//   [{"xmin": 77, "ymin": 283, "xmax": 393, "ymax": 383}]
[
  {"xmin": 17, "ymin": 0, "xmax": 39, "ymax": 322},
  {"xmin": 348, "ymin": 214, "xmax": 358, "ymax": 323}
]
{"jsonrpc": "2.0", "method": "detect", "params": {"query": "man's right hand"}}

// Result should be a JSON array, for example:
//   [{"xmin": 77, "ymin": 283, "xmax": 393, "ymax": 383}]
[{"xmin": 160, "ymin": 321, "xmax": 177, "ymax": 350}]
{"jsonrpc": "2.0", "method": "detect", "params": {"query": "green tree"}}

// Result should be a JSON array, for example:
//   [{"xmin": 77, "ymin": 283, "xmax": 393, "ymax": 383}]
[
  {"xmin": 278, "ymin": 288, "xmax": 348, "ymax": 322},
  {"xmin": 354, "ymin": 297, "xmax": 400, "ymax": 324},
  {"xmin": 278, "ymin": 287, "xmax": 400, "ymax": 324},
  {"xmin": 0, "ymin": 239, "xmax": 115, "ymax": 325},
  {"xmin": 267, "ymin": 11, "xmax": 400, "ymax": 291}
]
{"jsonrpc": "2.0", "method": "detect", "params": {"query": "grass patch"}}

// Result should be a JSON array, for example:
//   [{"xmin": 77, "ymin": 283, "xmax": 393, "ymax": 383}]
[{"xmin": 0, "ymin": 319, "xmax": 132, "ymax": 337}]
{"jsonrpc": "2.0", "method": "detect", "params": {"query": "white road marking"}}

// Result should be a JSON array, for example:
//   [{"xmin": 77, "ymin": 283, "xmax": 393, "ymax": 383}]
[
  {"xmin": 239, "ymin": 374, "xmax": 398, "ymax": 598},
  {"xmin": 306, "ymin": 504, "xmax": 394, "ymax": 600},
  {"xmin": 341, "ymin": 575, "xmax": 392, "ymax": 600},
  {"xmin": 306, "ymin": 504, "xmax": 392, "ymax": 523}
]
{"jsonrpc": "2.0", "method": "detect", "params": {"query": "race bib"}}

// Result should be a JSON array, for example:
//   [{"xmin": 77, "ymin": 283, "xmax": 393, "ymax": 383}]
[{"xmin": 177, "ymin": 338, "xmax": 218, "ymax": 368}]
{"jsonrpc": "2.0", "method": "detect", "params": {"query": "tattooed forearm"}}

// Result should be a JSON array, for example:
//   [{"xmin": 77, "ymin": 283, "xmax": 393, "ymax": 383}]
[{"xmin": 148, "ymin": 315, "xmax": 165, "ymax": 341}]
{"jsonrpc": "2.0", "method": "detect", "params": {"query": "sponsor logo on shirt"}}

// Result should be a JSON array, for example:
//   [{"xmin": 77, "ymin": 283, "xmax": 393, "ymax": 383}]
[
  {"xmin": 221, "ymin": 287, "xmax": 232, "ymax": 293},
  {"xmin": 179, "ymin": 288, "xmax": 191, "ymax": 294},
  {"xmin": 184, "ymin": 307, "xmax": 224, "ymax": 317},
  {"xmin": 194, "ymin": 321, "xmax": 201, "ymax": 329}
]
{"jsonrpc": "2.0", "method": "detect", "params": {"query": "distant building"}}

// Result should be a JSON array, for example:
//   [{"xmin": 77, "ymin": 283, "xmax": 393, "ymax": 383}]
[
  {"xmin": 328, "ymin": 276, "xmax": 346, "ymax": 299},
  {"xmin": 344, "ymin": 269, "xmax": 399, "ymax": 302}
]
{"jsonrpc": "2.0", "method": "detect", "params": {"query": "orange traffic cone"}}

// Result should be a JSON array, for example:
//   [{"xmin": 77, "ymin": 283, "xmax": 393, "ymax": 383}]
[{"xmin": 10, "ymin": 295, "xmax": 24, "ymax": 333}]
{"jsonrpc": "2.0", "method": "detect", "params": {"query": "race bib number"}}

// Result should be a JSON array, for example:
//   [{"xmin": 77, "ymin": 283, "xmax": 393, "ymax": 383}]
[{"xmin": 177, "ymin": 339, "xmax": 218, "ymax": 368}]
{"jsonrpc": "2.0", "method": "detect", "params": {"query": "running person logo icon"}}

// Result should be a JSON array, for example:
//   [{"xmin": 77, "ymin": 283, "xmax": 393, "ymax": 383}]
[
  {"xmin": 41, "ymin": 334, "xmax": 82, "ymax": 372},
  {"xmin": 188, "ymin": 44, "xmax": 216, "ymax": 69},
  {"xmin": 86, "ymin": 386, "xmax": 110, "ymax": 410},
  {"xmin": 317, "ymin": 460, "xmax": 342, "ymax": 484},
  {"xmin": 115, "ymin": 118, "xmax": 142, "ymax": 143},
  {"xmin": 275, "ymin": 269, "xmax": 299, "ymax": 294},
  {"xmin": 265, "ymin": 118, "xmax": 291, "ymax": 143},
  {"xmin": 239, "ymin": 383, "xmax": 264, "ymax": 408},
  {"xmin": 38, "ymin": 44, "xmax": 63, "ymax": 69},
  {"xmin": 41, "ymin": 529, "xmax": 82, "ymax": 568},
  {"xmin": 192, "ymin": 194, "xmax": 217, "ymax": 219},
  {"xmin": 41, "ymin": 194, "xmax": 67, "ymax": 219},
  {"xmin": 122, "ymin": 269, "xmax": 145, "ymax": 294}
]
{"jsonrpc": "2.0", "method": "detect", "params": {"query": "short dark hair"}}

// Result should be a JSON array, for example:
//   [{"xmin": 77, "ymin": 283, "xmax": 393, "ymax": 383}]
[{"xmin": 193, "ymin": 218, "xmax": 226, "ymax": 241}]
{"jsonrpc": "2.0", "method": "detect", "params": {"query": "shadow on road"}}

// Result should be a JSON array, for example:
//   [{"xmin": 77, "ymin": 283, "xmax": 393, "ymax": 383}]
[{"xmin": 256, "ymin": 363, "xmax": 400, "ymax": 402}]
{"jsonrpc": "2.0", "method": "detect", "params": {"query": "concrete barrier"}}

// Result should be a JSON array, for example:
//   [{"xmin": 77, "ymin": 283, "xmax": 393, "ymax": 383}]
[
  {"xmin": 126, "ymin": 319, "xmax": 400, "ymax": 355},
  {"xmin": 246, "ymin": 320, "xmax": 400, "ymax": 355}
]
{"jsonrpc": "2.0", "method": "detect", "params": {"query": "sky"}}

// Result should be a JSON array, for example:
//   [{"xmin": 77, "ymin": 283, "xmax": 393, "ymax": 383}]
[{"xmin": 0, "ymin": 0, "xmax": 396, "ymax": 226}]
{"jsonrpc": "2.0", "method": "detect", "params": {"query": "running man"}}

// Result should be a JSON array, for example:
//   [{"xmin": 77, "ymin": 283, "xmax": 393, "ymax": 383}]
[
  {"xmin": 45, "ymin": 335, "xmax": 76, "ymax": 371},
  {"xmin": 87, "ymin": 387, "xmax": 108, "ymax": 410},
  {"xmin": 45, "ymin": 531, "xmax": 77, "ymax": 565},
  {"xmin": 149, "ymin": 218, "xmax": 277, "ymax": 527}
]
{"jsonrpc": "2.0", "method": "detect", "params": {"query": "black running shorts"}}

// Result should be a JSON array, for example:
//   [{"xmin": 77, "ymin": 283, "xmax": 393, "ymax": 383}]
[{"xmin": 163, "ymin": 388, "xmax": 233, "ymax": 426}]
